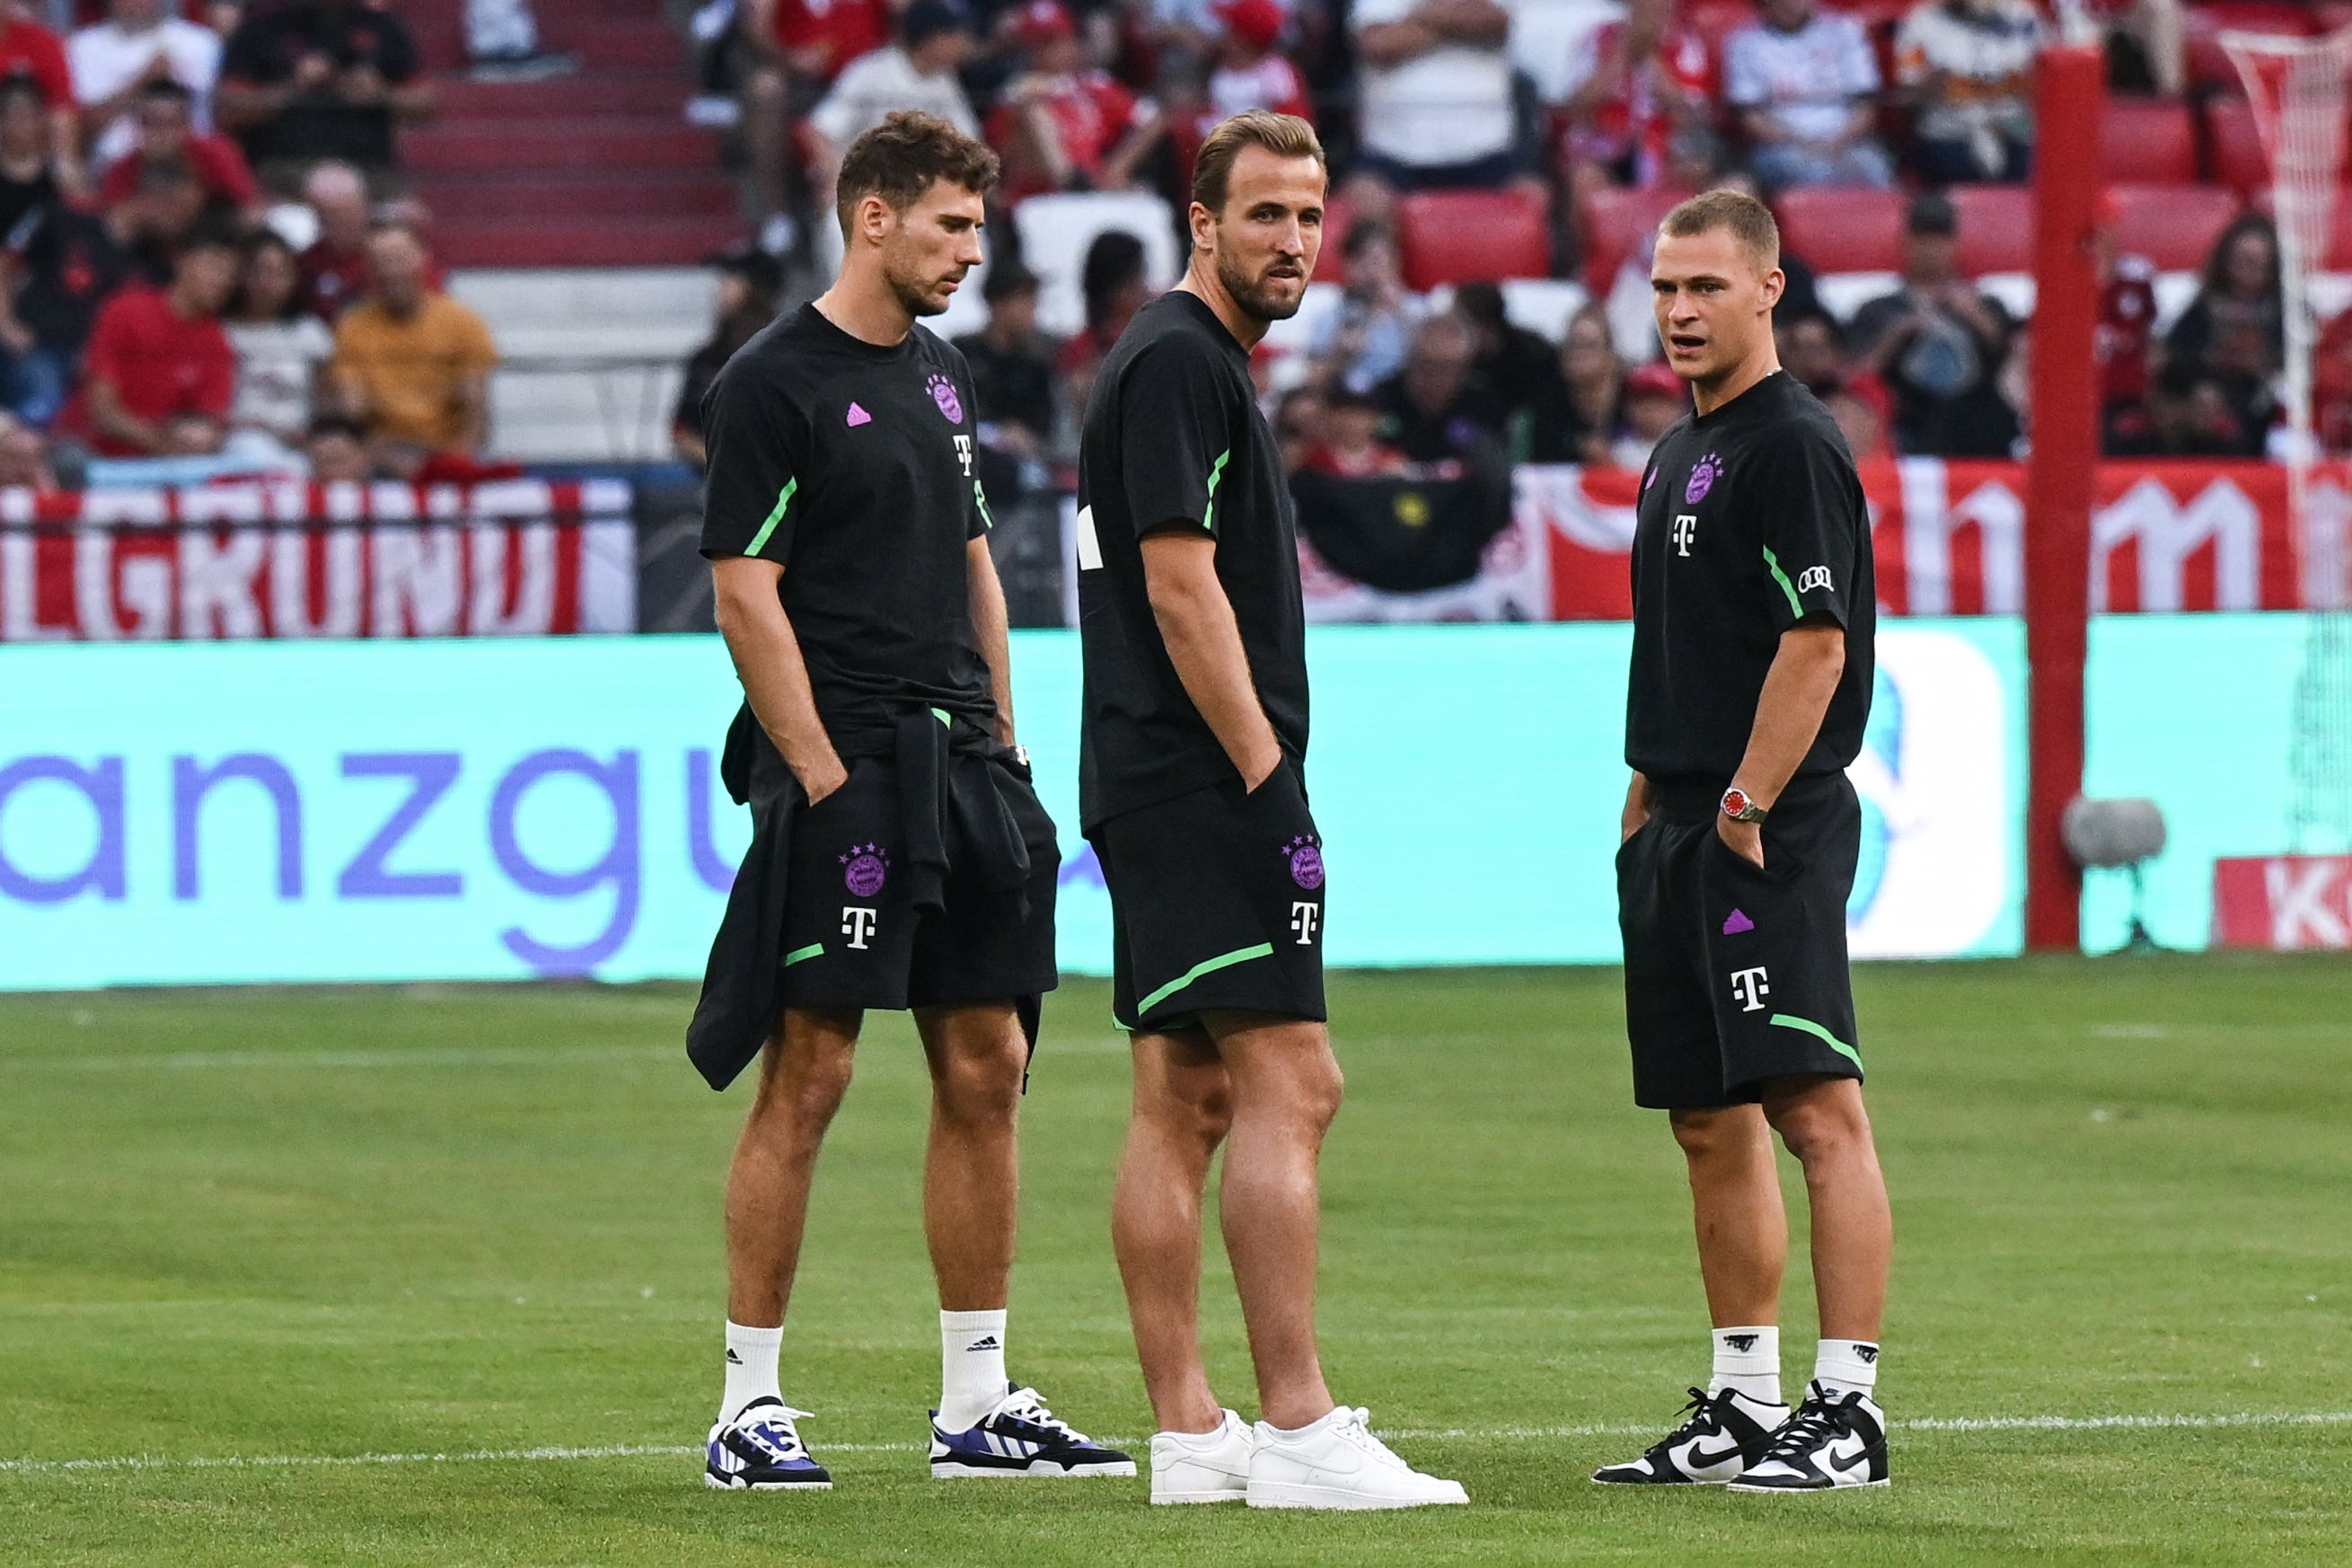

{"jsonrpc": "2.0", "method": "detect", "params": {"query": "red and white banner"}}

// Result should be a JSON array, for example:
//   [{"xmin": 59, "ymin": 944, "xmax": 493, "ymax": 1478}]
[
  {"xmin": 2213, "ymin": 855, "xmax": 2352, "ymax": 950},
  {"xmin": 1521, "ymin": 459, "xmax": 2352, "ymax": 621},
  {"xmin": 0, "ymin": 480, "xmax": 635, "ymax": 640}
]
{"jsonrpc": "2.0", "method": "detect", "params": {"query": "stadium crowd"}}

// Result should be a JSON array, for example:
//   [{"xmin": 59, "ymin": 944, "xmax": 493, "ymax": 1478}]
[
  {"xmin": 675, "ymin": 0, "xmax": 2352, "ymax": 499},
  {"xmin": 0, "ymin": 0, "xmax": 509, "ymax": 490}
]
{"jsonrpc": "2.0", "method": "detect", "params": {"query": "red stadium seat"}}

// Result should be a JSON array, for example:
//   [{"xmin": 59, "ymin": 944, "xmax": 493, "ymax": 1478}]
[
  {"xmin": 2101, "ymin": 99, "xmax": 2198, "ymax": 183},
  {"xmin": 1772, "ymin": 187, "xmax": 1906, "ymax": 275},
  {"xmin": 1577, "ymin": 185, "xmax": 1694, "ymax": 292},
  {"xmin": 2105, "ymin": 183, "xmax": 2246, "ymax": 272},
  {"xmin": 1951, "ymin": 186, "xmax": 2033, "ymax": 275},
  {"xmin": 2206, "ymin": 99, "xmax": 2268, "ymax": 191},
  {"xmin": 1396, "ymin": 189, "xmax": 1551, "ymax": 291}
]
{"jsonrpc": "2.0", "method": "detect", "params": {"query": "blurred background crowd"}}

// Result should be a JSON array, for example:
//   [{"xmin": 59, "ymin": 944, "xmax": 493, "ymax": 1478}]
[{"xmin": 0, "ymin": 0, "xmax": 2344, "ymax": 507}]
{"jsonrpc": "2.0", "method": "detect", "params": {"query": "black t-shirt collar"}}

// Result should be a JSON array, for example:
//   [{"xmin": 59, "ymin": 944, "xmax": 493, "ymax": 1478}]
[
  {"xmin": 1691, "ymin": 367, "xmax": 1793, "ymax": 427},
  {"xmin": 1159, "ymin": 288, "xmax": 1251, "ymax": 365},
  {"xmin": 799, "ymin": 301, "xmax": 917, "ymax": 363}
]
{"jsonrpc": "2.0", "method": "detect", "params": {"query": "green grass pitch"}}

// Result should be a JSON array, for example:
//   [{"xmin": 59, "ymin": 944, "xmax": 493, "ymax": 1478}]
[{"xmin": 2, "ymin": 956, "xmax": 2348, "ymax": 1565}]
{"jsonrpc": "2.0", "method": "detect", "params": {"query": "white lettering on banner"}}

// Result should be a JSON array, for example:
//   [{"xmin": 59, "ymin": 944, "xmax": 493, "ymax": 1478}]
[
  {"xmin": 841, "ymin": 907, "xmax": 878, "ymax": 949},
  {"xmin": 0, "ymin": 533, "xmax": 68, "ymax": 640},
  {"xmin": 2092, "ymin": 477, "xmax": 2261, "ymax": 612},
  {"xmin": 371, "ymin": 526, "xmax": 464, "ymax": 638},
  {"xmin": 2266, "ymin": 859, "xmax": 2350, "ymax": 949},
  {"xmin": 1291, "ymin": 901, "xmax": 1321, "ymax": 946},
  {"xmin": 179, "ymin": 530, "xmax": 268, "ymax": 639},
  {"xmin": 82, "ymin": 530, "xmax": 172, "ymax": 639},
  {"xmin": 269, "ymin": 529, "xmax": 365, "ymax": 639},
  {"xmin": 1730, "ymin": 966, "xmax": 1770, "ymax": 1012},
  {"xmin": 2306, "ymin": 476, "xmax": 2352, "ymax": 612},
  {"xmin": 1901, "ymin": 459, "xmax": 2024, "ymax": 616},
  {"xmin": 466, "ymin": 524, "xmax": 559, "ymax": 636}
]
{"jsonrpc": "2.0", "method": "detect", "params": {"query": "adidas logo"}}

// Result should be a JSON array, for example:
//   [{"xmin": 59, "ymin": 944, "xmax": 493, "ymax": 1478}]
[
  {"xmin": 726, "ymin": 1349, "xmax": 743, "ymax": 1365},
  {"xmin": 1722, "ymin": 1333, "xmax": 1759, "ymax": 1352},
  {"xmin": 846, "ymin": 401, "xmax": 872, "ymax": 427},
  {"xmin": 965, "ymin": 1335, "xmax": 1000, "ymax": 1352}
]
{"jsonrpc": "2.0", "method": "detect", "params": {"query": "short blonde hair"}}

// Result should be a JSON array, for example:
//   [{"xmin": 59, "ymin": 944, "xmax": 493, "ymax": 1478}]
[
  {"xmin": 1659, "ymin": 189, "xmax": 1781, "ymax": 271},
  {"xmin": 1191, "ymin": 111, "xmax": 1325, "ymax": 216}
]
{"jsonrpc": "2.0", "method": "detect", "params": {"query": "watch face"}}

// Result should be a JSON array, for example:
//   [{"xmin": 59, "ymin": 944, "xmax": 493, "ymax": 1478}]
[{"xmin": 1722, "ymin": 788, "xmax": 1751, "ymax": 818}]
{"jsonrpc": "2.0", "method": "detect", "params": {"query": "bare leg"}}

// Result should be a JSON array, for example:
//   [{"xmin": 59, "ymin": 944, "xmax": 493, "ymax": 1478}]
[
  {"xmin": 725, "ymin": 1008, "xmax": 859, "ymax": 1326},
  {"xmin": 1669, "ymin": 1104, "xmax": 1788, "ymax": 1328},
  {"xmin": 914, "ymin": 1002, "xmax": 1027, "ymax": 1311},
  {"xmin": 1111, "ymin": 1026, "xmax": 1233, "ymax": 1434},
  {"xmin": 1761, "ymin": 1076, "xmax": 1890, "ymax": 1343},
  {"xmin": 1204, "ymin": 1009, "xmax": 1343, "ymax": 1431}
]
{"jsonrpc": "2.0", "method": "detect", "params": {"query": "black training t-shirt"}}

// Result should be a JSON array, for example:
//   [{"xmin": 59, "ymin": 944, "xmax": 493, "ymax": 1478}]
[
  {"xmin": 1076, "ymin": 290, "xmax": 1307, "ymax": 830},
  {"xmin": 1625, "ymin": 370, "xmax": 1875, "ymax": 784},
  {"xmin": 700, "ymin": 303, "xmax": 996, "ymax": 739}
]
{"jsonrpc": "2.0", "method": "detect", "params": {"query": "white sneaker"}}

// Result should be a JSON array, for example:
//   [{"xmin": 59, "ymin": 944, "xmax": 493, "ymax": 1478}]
[
  {"xmin": 1246, "ymin": 1406, "xmax": 1468, "ymax": 1510},
  {"xmin": 1150, "ymin": 1409, "xmax": 1252, "ymax": 1503}
]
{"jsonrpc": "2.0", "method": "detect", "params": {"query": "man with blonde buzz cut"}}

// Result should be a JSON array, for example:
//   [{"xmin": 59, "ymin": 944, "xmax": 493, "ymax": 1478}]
[
  {"xmin": 1077, "ymin": 110, "xmax": 1467, "ymax": 1511},
  {"xmin": 1595, "ymin": 188, "xmax": 1893, "ymax": 1493}
]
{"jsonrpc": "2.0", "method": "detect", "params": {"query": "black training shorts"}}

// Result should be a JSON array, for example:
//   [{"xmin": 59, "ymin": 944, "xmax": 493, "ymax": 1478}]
[
  {"xmin": 1089, "ymin": 762, "xmax": 1327, "ymax": 1033},
  {"xmin": 1616, "ymin": 773, "xmax": 1864, "ymax": 1110},
  {"xmin": 778, "ymin": 754, "xmax": 1059, "ymax": 1013}
]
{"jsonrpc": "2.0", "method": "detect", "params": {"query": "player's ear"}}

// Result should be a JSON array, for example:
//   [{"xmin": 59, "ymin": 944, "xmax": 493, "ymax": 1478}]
[
  {"xmin": 859, "ymin": 193, "xmax": 894, "ymax": 248},
  {"xmin": 1760, "ymin": 266, "xmax": 1784, "ymax": 313},
  {"xmin": 1188, "ymin": 199, "xmax": 1215, "ymax": 255}
]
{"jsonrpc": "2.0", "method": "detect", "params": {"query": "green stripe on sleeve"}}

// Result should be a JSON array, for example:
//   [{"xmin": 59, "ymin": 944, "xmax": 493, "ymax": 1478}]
[
  {"xmin": 744, "ymin": 477, "xmax": 797, "ymax": 558},
  {"xmin": 1201, "ymin": 448, "xmax": 1231, "ymax": 533},
  {"xmin": 1136, "ymin": 941, "xmax": 1274, "ymax": 1017},
  {"xmin": 1761, "ymin": 545, "xmax": 1804, "ymax": 619},
  {"xmin": 782, "ymin": 942, "xmax": 824, "ymax": 967},
  {"xmin": 1769, "ymin": 1012, "xmax": 1862, "ymax": 1070}
]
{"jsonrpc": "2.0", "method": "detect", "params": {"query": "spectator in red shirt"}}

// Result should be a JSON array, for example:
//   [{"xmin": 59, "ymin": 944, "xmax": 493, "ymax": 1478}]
[
  {"xmin": 990, "ymin": 1, "xmax": 1160, "ymax": 200},
  {"xmin": 1207, "ymin": 0, "xmax": 1309, "ymax": 121},
  {"xmin": 97, "ymin": 77, "xmax": 261, "ymax": 215},
  {"xmin": 2093, "ymin": 203, "xmax": 2157, "ymax": 418},
  {"xmin": 1559, "ymin": 0, "xmax": 1713, "ymax": 204},
  {"xmin": 66, "ymin": 219, "xmax": 237, "ymax": 455},
  {"xmin": 0, "ymin": 2, "xmax": 86, "ymax": 198}
]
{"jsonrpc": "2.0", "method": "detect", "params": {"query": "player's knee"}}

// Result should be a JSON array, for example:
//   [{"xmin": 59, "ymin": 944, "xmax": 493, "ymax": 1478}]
[
  {"xmin": 1291, "ymin": 1053, "xmax": 1344, "ymax": 1132},
  {"xmin": 935, "ymin": 1040, "xmax": 1024, "ymax": 1125},
  {"xmin": 1765, "ymin": 1095, "xmax": 1865, "ymax": 1166},
  {"xmin": 1669, "ymin": 1107, "xmax": 1748, "ymax": 1165},
  {"xmin": 760, "ymin": 1043, "xmax": 854, "ymax": 1135}
]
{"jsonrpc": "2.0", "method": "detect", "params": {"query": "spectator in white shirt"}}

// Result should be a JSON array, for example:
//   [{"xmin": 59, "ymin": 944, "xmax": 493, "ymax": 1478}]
[
  {"xmin": 1343, "ymin": 0, "xmax": 1542, "ymax": 227},
  {"xmin": 225, "ymin": 228, "xmax": 335, "ymax": 454},
  {"xmin": 804, "ymin": 1, "xmax": 979, "ymax": 207},
  {"xmin": 1722, "ymin": 0, "xmax": 1893, "ymax": 191},
  {"xmin": 1894, "ymin": 0, "xmax": 2042, "ymax": 183},
  {"xmin": 69, "ymin": 0, "xmax": 222, "ymax": 171}
]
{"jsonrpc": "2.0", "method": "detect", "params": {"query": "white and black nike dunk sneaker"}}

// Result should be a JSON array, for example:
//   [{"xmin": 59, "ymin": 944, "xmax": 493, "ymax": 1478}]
[
  {"xmin": 1727, "ymin": 1381, "xmax": 1890, "ymax": 1492},
  {"xmin": 929, "ymin": 1383, "xmax": 1136, "ymax": 1477},
  {"xmin": 1590, "ymin": 1387, "xmax": 1790, "ymax": 1485},
  {"xmin": 706, "ymin": 1398, "xmax": 832, "ymax": 1490}
]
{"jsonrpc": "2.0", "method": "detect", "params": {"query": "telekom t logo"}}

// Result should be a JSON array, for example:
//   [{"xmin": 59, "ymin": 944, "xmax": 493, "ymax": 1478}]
[
  {"xmin": 841, "ymin": 906, "xmax": 878, "ymax": 949},
  {"xmin": 1729, "ymin": 966, "xmax": 1770, "ymax": 1012},
  {"xmin": 1291, "ymin": 902, "xmax": 1321, "ymax": 946},
  {"xmin": 1672, "ymin": 514, "xmax": 1697, "ymax": 556}
]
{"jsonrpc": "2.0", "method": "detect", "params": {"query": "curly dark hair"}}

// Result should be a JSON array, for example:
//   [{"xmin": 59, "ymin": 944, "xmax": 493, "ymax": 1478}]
[{"xmin": 835, "ymin": 110, "xmax": 1000, "ymax": 240}]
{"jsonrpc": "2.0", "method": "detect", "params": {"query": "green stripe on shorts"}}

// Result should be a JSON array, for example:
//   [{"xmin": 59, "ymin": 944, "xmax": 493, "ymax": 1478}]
[
  {"xmin": 1769, "ymin": 1012, "xmax": 1861, "ymax": 1070},
  {"xmin": 1136, "ymin": 942, "xmax": 1275, "ymax": 1018}
]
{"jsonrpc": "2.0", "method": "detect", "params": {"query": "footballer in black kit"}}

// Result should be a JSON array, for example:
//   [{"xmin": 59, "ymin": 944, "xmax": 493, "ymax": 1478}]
[
  {"xmin": 1618, "ymin": 366, "xmax": 1875, "ymax": 1109},
  {"xmin": 1076, "ymin": 288, "xmax": 1323, "ymax": 1031},
  {"xmin": 689, "ymin": 112, "xmax": 1130, "ymax": 1493},
  {"xmin": 1597, "ymin": 189, "xmax": 1892, "ymax": 1497}
]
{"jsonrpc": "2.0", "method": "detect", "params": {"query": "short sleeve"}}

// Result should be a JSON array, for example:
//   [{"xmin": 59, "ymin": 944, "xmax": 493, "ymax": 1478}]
[
  {"xmin": 699, "ymin": 365, "xmax": 807, "ymax": 561},
  {"xmin": 451, "ymin": 306, "xmax": 498, "ymax": 375},
  {"xmin": 1116, "ymin": 336, "xmax": 1238, "ymax": 540},
  {"xmin": 1752, "ymin": 428, "xmax": 1863, "ymax": 631},
  {"xmin": 945, "ymin": 348, "xmax": 993, "ymax": 541}
]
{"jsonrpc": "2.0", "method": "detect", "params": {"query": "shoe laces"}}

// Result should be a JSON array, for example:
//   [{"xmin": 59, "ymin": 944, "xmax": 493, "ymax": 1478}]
[
  {"xmin": 1759, "ymin": 1392, "xmax": 1851, "ymax": 1462},
  {"xmin": 994, "ymin": 1387, "xmax": 1091, "ymax": 1446},
  {"xmin": 1323, "ymin": 1406, "xmax": 1406, "ymax": 1468},
  {"xmin": 1643, "ymin": 1388, "xmax": 1728, "ymax": 1459},
  {"xmin": 732, "ymin": 1403, "xmax": 815, "ymax": 1461}
]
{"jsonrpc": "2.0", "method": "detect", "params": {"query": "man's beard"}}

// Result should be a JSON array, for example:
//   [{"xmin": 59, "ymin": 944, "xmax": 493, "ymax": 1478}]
[
  {"xmin": 885, "ymin": 263, "xmax": 953, "ymax": 319},
  {"xmin": 1218, "ymin": 250, "xmax": 1303, "ymax": 323}
]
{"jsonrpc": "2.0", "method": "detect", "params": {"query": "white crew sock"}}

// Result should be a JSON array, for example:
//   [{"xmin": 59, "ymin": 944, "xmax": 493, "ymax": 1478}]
[
  {"xmin": 1708, "ymin": 1326, "xmax": 1783, "ymax": 1405},
  {"xmin": 938, "ymin": 1308, "xmax": 1009, "ymax": 1431},
  {"xmin": 720, "ymin": 1321, "xmax": 783, "ymax": 1423},
  {"xmin": 1814, "ymin": 1338, "xmax": 1881, "ymax": 1399}
]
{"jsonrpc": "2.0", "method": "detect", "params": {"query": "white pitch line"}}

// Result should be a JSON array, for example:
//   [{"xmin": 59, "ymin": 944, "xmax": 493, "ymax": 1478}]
[{"xmin": 5, "ymin": 1410, "xmax": 2349, "ymax": 1478}]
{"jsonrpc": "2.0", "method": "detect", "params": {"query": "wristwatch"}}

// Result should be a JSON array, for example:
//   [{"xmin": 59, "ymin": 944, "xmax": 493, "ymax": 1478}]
[{"xmin": 1720, "ymin": 787, "xmax": 1769, "ymax": 824}]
